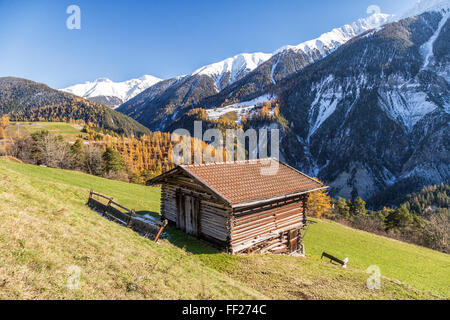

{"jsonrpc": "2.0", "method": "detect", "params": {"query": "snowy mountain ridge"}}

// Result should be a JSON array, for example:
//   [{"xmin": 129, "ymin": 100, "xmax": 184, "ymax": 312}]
[
  {"xmin": 400, "ymin": 0, "xmax": 450, "ymax": 20},
  {"xmin": 193, "ymin": 12, "xmax": 393, "ymax": 90},
  {"xmin": 72, "ymin": 11, "xmax": 394, "ymax": 107},
  {"xmin": 61, "ymin": 75, "xmax": 162, "ymax": 107},
  {"xmin": 275, "ymin": 13, "xmax": 393, "ymax": 56},
  {"xmin": 189, "ymin": 1, "xmax": 449, "ymax": 93},
  {"xmin": 192, "ymin": 53, "xmax": 273, "ymax": 91},
  {"xmin": 63, "ymin": 1, "xmax": 449, "ymax": 110}
]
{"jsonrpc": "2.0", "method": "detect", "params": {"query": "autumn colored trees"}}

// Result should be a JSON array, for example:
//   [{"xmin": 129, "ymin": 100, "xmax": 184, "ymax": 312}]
[
  {"xmin": 32, "ymin": 131, "xmax": 72, "ymax": 169},
  {"xmin": 82, "ymin": 128, "xmax": 181, "ymax": 183},
  {"xmin": 0, "ymin": 115, "xmax": 10, "ymax": 140},
  {"xmin": 307, "ymin": 181, "xmax": 333, "ymax": 219},
  {"xmin": 0, "ymin": 115, "xmax": 10, "ymax": 128},
  {"xmin": 298, "ymin": 177, "xmax": 448, "ymax": 253}
]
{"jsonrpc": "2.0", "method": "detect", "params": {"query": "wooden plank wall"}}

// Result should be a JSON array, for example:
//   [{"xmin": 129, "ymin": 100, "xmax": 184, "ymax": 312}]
[
  {"xmin": 199, "ymin": 200, "xmax": 230, "ymax": 243},
  {"xmin": 161, "ymin": 184, "xmax": 177, "ymax": 223},
  {"xmin": 159, "ymin": 171, "xmax": 308, "ymax": 255},
  {"xmin": 230, "ymin": 196, "xmax": 306, "ymax": 254},
  {"xmin": 160, "ymin": 172, "xmax": 231, "ymax": 248}
]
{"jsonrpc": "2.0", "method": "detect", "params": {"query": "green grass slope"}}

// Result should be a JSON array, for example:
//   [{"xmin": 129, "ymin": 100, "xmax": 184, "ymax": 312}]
[
  {"xmin": 6, "ymin": 122, "xmax": 86, "ymax": 142},
  {"xmin": 0, "ymin": 160, "xmax": 262, "ymax": 299},
  {"xmin": 304, "ymin": 220, "xmax": 450, "ymax": 298},
  {"xmin": 0, "ymin": 159, "xmax": 448, "ymax": 300}
]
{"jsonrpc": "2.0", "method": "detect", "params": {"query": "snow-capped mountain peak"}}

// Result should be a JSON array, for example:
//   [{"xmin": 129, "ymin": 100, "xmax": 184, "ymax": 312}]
[
  {"xmin": 192, "ymin": 52, "xmax": 273, "ymax": 91},
  {"xmin": 400, "ymin": 0, "xmax": 450, "ymax": 20},
  {"xmin": 61, "ymin": 75, "xmax": 162, "ymax": 107},
  {"xmin": 275, "ymin": 13, "xmax": 393, "ymax": 56},
  {"xmin": 189, "ymin": 13, "xmax": 393, "ymax": 92},
  {"xmin": 63, "ymin": 11, "xmax": 395, "ymax": 105},
  {"xmin": 93, "ymin": 77, "xmax": 113, "ymax": 83}
]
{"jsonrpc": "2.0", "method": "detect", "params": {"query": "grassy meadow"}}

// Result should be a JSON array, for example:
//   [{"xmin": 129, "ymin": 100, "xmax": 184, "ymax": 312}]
[
  {"xmin": 0, "ymin": 159, "xmax": 448, "ymax": 299},
  {"xmin": 304, "ymin": 219, "xmax": 450, "ymax": 297},
  {"xmin": 6, "ymin": 122, "xmax": 85, "ymax": 142}
]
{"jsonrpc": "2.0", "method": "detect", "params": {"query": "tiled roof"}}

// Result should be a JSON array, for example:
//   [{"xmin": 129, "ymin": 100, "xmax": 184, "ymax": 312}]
[{"xmin": 178, "ymin": 159, "xmax": 326, "ymax": 207}]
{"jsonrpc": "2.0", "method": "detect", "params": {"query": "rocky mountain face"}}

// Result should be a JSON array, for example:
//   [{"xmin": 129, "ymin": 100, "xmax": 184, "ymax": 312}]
[
  {"xmin": 0, "ymin": 77, "xmax": 151, "ymax": 137},
  {"xmin": 122, "ymin": 74, "xmax": 224, "ymax": 130},
  {"xmin": 61, "ymin": 75, "xmax": 162, "ymax": 108},
  {"xmin": 199, "ymin": 13, "xmax": 393, "ymax": 109}
]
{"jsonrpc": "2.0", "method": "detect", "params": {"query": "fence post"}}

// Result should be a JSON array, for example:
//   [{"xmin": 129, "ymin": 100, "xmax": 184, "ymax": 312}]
[
  {"xmin": 154, "ymin": 219, "xmax": 168, "ymax": 243},
  {"xmin": 103, "ymin": 197, "xmax": 113, "ymax": 217},
  {"xmin": 127, "ymin": 209, "xmax": 135, "ymax": 228},
  {"xmin": 88, "ymin": 190, "xmax": 93, "ymax": 206}
]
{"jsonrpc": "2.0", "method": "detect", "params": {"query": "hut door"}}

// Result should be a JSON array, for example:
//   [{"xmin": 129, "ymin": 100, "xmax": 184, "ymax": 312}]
[
  {"xmin": 184, "ymin": 195, "xmax": 200, "ymax": 236},
  {"xmin": 176, "ymin": 191, "xmax": 200, "ymax": 236},
  {"xmin": 176, "ymin": 191, "xmax": 186, "ymax": 231}
]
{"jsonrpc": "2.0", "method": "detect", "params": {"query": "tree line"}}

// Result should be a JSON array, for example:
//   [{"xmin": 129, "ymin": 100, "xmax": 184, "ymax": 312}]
[
  {"xmin": 1, "ymin": 128, "xmax": 132, "ymax": 181},
  {"xmin": 1, "ymin": 121, "xmax": 213, "ymax": 184},
  {"xmin": 0, "ymin": 115, "xmax": 9, "ymax": 139}
]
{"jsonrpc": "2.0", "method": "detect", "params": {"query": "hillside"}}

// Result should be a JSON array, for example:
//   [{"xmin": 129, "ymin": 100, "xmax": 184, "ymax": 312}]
[
  {"xmin": 0, "ymin": 77, "xmax": 151, "ymax": 137},
  {"xmin": 0, "ymin": 159, "xmax": 448, "ymax": 299}
]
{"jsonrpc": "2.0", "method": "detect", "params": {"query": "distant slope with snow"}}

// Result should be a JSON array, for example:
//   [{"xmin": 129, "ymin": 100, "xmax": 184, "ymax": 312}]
[
  {"xmin": 400, "ymin": 0, "xmax": 450, "ymax": 20},
  {"xmin": 196, "ymin": 13, "xmax": 393, "ymax": 111},
  {"xmin": 275, "ymin": 13, "xmax": 393, "ymax": 56},
  {"xmin": 61, "ymin": 75, "xmax": 162, "ymax": 107},
  {"xmin": 192, "ymin": 53, "xmax": 273, "ymax": 91},
  {"xmin": 269, "ymin": 8, "xmax": 450, "ymax": 202},
  {"xmin": 206, "ymin": 94, "xmax": 277, "ymax": 124}
]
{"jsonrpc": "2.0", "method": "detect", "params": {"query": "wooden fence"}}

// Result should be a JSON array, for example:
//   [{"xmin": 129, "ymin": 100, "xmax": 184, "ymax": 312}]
[{"xmin": 88, "ymin": 190, "xmax": 168, "ymax": 242}]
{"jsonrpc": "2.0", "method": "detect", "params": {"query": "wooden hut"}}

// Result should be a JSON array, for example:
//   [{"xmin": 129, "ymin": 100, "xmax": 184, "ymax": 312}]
[{"xmin": 148, "ymin": 158, "xmax": 327, "ymax": 254}]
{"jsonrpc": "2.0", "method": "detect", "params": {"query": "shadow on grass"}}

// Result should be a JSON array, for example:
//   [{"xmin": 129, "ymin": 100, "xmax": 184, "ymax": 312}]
[
  {"xmin": 163, "ymin": 226, "xmax": 240, "ymax": 273},
  {"xmin": 91, "ymin": 206, "xmax": 240, "ymax": 272},
  {"xmin": 135, "ymin": 211, "xmax": 238, "ymax": 273},
  {"xmin": 166, "ymin": 226, "xmax": 220, "ymax": 255},
  {"xmin": 135, "ymin": 211, "xmax": 219, "ymax": 255},
  {"xmin": 98, "ymin": 208, "xmax": 217, "ymax": 256}
]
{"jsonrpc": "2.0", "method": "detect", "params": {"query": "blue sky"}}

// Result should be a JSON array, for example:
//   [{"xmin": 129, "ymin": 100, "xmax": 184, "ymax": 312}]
[{"xmin": 0, "ymin": 0, "xmax": 417, "ymax": 88}]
